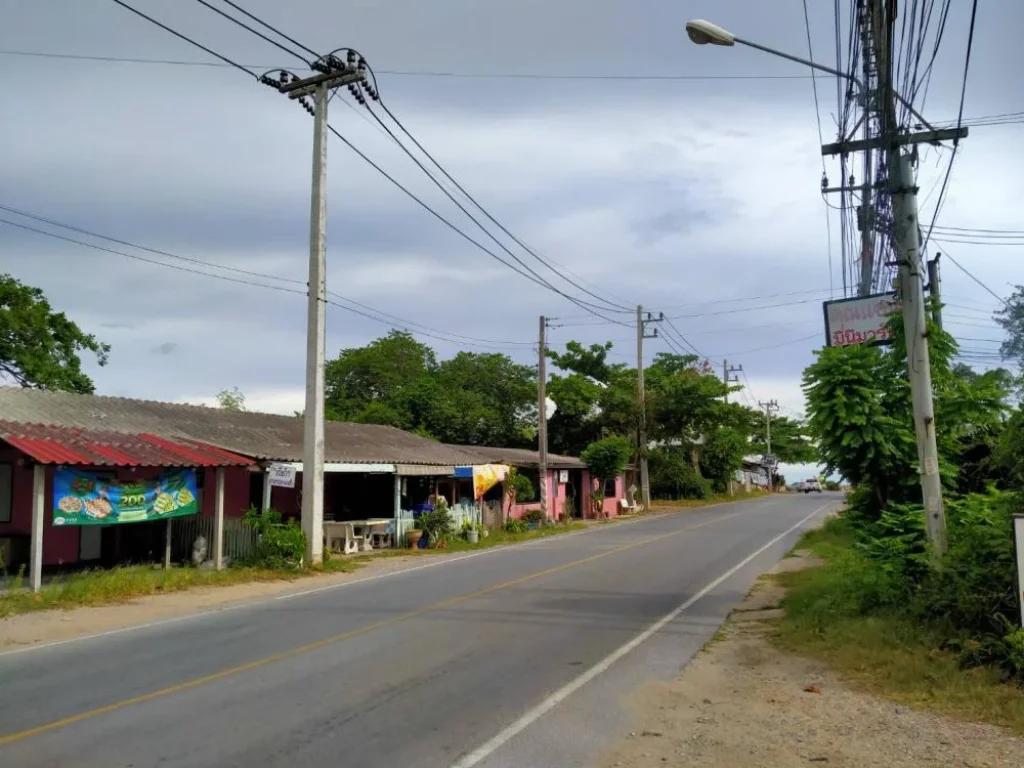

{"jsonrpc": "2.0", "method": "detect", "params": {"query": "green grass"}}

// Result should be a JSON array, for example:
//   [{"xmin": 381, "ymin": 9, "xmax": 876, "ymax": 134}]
[
  {"xmin": 0, "ymin": 559, "xmax": 359, "ymax": 618},
  {"xmin": 649, "ymin": 489, "xmax": 768, "ymax": 510},
  {"xmin": 770, "ymin": 516, "xmax": 1024, "ymax": 734}
]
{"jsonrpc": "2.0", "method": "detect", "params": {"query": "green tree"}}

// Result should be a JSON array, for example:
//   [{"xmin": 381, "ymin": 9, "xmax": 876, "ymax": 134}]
[
  {"xmin": 0, "ymin": 274, "xmax": 109, "ymax": 393},
  {"xmin": 698, "ymin": 427, "xmax": 748, "ymax": 490},
  {"xmin": 581, "ymin": 435, "xmax": 632, "ymax": 512},
  {"xmin": 995, "ymin": 285, "xmax": 1024, "ymax": 369},
  {"xmin": 324, "ymin": 331, "xmax": 436, "ymax": 429},
  {"xmin": 216, "ymin": 387, "xmax": 246, "ymax": 411}
]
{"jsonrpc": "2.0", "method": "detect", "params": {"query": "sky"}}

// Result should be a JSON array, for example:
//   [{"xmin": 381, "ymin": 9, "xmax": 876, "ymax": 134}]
[{"xmin": 2, "ymin": 0, "xmax": 1021, "ymax": 483}]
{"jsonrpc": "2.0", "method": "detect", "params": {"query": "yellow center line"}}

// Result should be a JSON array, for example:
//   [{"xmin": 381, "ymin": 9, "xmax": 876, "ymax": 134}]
[{"xmin": 0, "ymin": 503, "xmax": 760, "ymax": 746}]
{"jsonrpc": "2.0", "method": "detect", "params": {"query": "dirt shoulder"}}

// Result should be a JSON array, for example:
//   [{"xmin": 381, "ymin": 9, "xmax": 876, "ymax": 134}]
[{"xmin": 599, "ymin": 553, "xmax": 1024, "ymax": 768}]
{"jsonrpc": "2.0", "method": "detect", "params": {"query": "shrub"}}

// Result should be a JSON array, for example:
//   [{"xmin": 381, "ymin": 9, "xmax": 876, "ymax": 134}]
[
  {"xmin": 242, "ymin": 506, "xmax": 306, "ymax": 570},
  {"xmin": 420, "ymin": 497, "xmax": 456, "ymax": 547},
  {"xmin": 521, "ymin": 508, "xmax": 544, "ymax": 526},
  {"xmin": 504, "ymin": 517, "xmax": 529, "ymax": 533},
  {"xmin": 650, "ymin": 449, "xmax": 711, "ymax": 500}
]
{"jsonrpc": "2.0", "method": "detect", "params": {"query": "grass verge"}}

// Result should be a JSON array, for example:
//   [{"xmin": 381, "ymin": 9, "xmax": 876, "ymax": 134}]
[
  {"xmin": 770, "ymin": 516, "xmax": 1024, "ymax": 734},
  {"xmin": 649, "ymin": 489, "xmax": 768, "ymax": 510}
]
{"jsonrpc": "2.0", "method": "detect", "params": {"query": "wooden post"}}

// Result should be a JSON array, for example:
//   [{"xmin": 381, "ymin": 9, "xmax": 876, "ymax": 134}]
[
  {"xmin": 30, "ymin": 464, "xmax": 45, "ymax": 593},
  {"xmin": 214, "ymin": 467, "xmax": 225, "ymax": 570},
  {"xmin": 393, "ymin": 473, "xmax": 401, "ymax": 544},
  {"xmin": 164, "ymin": 517, "xmax": 173, "ymax": 569}
]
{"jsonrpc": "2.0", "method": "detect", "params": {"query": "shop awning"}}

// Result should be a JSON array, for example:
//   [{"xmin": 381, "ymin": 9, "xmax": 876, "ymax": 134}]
[
  {"xmin": 275, "ymin": 462, "xmax": 395, "ymax": 473},
  {"xmin": 0, "ymin": 421, "xmax": 254, "ymax": 467}
]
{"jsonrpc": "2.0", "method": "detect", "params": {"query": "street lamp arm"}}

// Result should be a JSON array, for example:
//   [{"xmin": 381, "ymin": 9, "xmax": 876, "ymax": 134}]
[{"xmin": 732, "ymin": 36, "xmax": 863, "ymax": 92}]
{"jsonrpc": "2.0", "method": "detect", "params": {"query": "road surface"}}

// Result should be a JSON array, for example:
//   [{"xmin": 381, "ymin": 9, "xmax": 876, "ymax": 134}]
[{"xmin": 0, "ymin": 493, "xmax": 837, "ymax": 767}]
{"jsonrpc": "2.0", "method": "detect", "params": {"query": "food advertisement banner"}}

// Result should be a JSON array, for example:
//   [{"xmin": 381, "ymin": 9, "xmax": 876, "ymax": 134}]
[{"xmin": 53, "ymin": 469, "xmax": 199, "ymax": 526}]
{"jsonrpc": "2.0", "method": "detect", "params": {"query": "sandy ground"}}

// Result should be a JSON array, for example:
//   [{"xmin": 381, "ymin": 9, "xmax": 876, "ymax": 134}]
[
  {"xmin": 599, "ymin": 553, "xmax": 1024, "ymax": 768},
  {"xmin": 0, "ymin": 552, "xmax": 465, "ymax": 650}
]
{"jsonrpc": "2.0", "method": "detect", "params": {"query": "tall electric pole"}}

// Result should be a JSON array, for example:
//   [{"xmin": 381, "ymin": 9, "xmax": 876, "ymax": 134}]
[
  {"xmin": 636, "ymin": 306, "xmax": 663, "ymax": 510},
  {"xmin": 759, "ymin": 400, "xmax": 779, "ymax": 489},
  {"xmin": 927, "ymin": 254, "xmax": 943, "ymax": 330},
  {"xmin": 819, "ymin": 2, "xmax": 965, "ymax": 557},
  {"xmin": 723, "ymin": 360, "xmax": 742, "ymax": 402},
  {"xmin": 538, "ymin": 315, "xmax": 549, "ymax": 520},
  {"xmin": 271, "ymin": 60, "xmax": 364, "ymax": 565}
]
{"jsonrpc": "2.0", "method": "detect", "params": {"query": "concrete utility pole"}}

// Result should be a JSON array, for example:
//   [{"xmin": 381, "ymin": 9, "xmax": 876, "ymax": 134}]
[
  {"xmin": 928, "ymin": 254, "xmax": 943, "ymax": 329},
  {"xmin": 273, "ymin": 61, "xmax": 364, "ymax": 566},
  {"xmin": 759, "ymin": 400, "xmax": 779, "ymax": 490},
  {"xmin": 683, "ymin": 13, "xmax": 965, "ymax": 555},
  {"xmin": 538, "ymin": 315, "xmax": 549, "ymax": 520},
  {"xmin": 722, "ymin": 360, "xmax": 742, "ymax": 403},
  {"xmin": 636, "ymin": 306, "xmax": 663, "ymax": 511}
]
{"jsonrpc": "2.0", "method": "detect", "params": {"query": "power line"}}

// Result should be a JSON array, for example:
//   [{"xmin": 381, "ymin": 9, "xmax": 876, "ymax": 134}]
[
  {"xmin": 215, "ymin": 0, "xmax": 320, "ymax": 59},
  {"xmin": 714, "ymin": 333, "xmax": 821, "ymax": 357},
  {"xmin": 324, "ymin": 123, "xmax": 631, "ymax": 327},
  {"xmin": 669, "ymin": 297, "xmax": 826, "ymax": 319},
  {"xmin": 357, "ymin": 89, "xmax": 632, "ymax": 312},
  {"xmin": 191, "ymin": 0, "xmax": 310, "ymax": 66},
  {"xmin": 109, "ymin": 0, "xmax": 257, "ymax": 78},
  {"xmin": 920, "ymin": 0, "xmax": 978, "ymax": 254},
  {"xmin": 931, "ymin": 243, "xmax": 1007, "ymax": 306},
  {"xmin": 0, "ymin": 214, "xmax": 532, "ymax": 349},
  {"xmin": 0, "ymin": 49, "xmax": 832, "ymax": 80}
]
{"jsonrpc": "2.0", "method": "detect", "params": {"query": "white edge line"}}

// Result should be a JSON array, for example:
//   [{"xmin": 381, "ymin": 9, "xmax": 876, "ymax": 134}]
[
  {"xmin": 449, "ymin": 501, "xmax": 833, "ymax": 768},
  {"xmin": 0, "ymin": 496, "xmax": 771, "ymax": 658}
]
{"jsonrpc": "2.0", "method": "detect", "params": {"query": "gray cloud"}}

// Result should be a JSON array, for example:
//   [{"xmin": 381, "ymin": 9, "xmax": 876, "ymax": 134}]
[{"xmin": 1, "ymin": 0, "xmax": 1019, "ymax": 417}]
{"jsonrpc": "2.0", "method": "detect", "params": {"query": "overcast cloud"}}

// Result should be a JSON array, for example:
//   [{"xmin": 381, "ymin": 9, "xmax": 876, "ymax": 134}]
[{"xmin": 2, "ymin": 0, "xmax": 1021, "ymax": 481}]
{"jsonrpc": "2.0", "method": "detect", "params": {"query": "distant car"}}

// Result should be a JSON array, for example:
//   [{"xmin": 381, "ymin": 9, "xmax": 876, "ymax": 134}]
[{"xmin": 800, "ymin": 478, "xmax": 823, "ymax": 493}]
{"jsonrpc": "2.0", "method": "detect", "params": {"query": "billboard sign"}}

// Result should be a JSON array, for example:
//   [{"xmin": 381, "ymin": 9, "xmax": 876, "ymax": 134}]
[{"xmin": 823, "ymin": 292, "xmax": 900, "ymax": 347}]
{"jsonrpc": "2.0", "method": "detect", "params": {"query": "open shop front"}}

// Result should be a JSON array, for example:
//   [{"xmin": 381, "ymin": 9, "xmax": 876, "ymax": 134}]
[{"xmin": 0, "ymin": 422, "xmax": 254, "ymax": 591}]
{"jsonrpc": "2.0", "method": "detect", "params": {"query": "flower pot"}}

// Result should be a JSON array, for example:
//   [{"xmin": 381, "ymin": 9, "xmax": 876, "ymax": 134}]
[
  {"xmin": 467, "ymin": 529, "xmax": 479, "ymax": 544},
  {"xmin": 406, "ymin": 529, "xmax": 423, "ymax": 548}
]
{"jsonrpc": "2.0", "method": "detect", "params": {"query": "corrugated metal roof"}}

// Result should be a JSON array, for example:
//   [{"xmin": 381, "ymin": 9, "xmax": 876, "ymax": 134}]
[
  {"xmin": 0, "ymin": 421, "xmax": 255, "ymax": 467},
  {"xmin": 447, "ymin": 444, "xmax": 586, "ymax": 469},
  {"xmin": 0, "ymin": 388, "xmax": 479, "ymax": 466}
]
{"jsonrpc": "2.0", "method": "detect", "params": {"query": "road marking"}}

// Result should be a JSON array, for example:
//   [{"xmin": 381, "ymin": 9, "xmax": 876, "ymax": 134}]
[
  {"xmin": 0, "ymin": 496, "xmax": 763, "ymax": 657},
  {"xmin": 0, "ymin": 501, "xmax": 778, "ymax": 745},
  {"xmin": 449, "ymin": 500, "xmax": 834, "ymax": 768}
]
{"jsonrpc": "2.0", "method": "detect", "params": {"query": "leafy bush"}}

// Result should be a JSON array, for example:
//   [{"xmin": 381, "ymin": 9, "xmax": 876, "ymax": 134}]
[
  {"xmin": 504, "ymin": 517, "xmax": 529, "ymax": 533},
  {"xmin": 581, "ymin": 436, "xmax": 631, "ymax": 490},
  {"xmin": 242, "ymin": 506, "xmax": 306, "ymax": 570},
  {"xmin": 521, "ymin": 508, "xmax": 544, "ymax": 525},
  {"xmin": 419, "ymin": 497, "xmax": 456, "ymax": 547},
  {"xmin": 649, "ymin": 448, "xmax": 711, "ymax": 499}
]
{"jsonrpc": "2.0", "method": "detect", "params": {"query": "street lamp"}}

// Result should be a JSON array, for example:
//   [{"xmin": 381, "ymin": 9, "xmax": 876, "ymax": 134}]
[{"xmin": 685, "ymin": 19, "xmax": 861, "ymax": 90}]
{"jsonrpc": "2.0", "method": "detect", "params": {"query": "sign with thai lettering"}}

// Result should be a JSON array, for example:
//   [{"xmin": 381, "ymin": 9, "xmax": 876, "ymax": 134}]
[
  {"xmin": 267, "ymin": 463, "xmax": 296, "ymax": 488},
  {"xmin": 53, "ymin": 469, "xmax": 199, "ymax": 526},
  {"xmin": 823, "ymin": 292, "xmax": 900, "ymax": 347}
]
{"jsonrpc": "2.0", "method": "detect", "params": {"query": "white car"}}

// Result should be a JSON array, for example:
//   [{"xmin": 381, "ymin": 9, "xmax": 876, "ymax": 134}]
[{"xmin": 800, "ymin": 478, "xmax": 823, "ymax": 493}]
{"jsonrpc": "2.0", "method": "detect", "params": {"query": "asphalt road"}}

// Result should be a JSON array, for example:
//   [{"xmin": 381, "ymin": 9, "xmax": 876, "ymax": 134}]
[{"xmin": 0, "ymin": 493, "xmax": 838, "ymax": 768}]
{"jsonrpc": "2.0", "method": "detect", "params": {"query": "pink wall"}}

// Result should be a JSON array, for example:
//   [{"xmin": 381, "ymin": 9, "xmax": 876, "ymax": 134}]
[
  {"xmin": 0, "ymin": 450, "xmax": 253, "ymax": 567},
  {"xmin": 507, "ymin": 469, "xmax": 625, "ymax": 520}
]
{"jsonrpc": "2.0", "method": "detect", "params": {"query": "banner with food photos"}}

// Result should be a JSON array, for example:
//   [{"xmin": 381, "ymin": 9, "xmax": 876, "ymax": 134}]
[{"xmin": 53, "ymin": 469, "xmax": 199, "ymax": 526}]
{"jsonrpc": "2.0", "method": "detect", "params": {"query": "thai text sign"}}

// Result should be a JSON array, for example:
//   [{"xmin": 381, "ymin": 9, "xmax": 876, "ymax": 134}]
[
  {"xmin": 53, "ymin": 468, "xmax": 199, "ymax": 526},
  {"xmin": 823, "ymin": 293, "xmax": 900, "ymax": 347},
  {"xmin": 267, "ymin": 463, "xmax": 296, "ymax": 488}
]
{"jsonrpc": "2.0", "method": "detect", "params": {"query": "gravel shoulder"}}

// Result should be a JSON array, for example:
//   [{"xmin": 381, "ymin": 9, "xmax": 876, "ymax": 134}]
[{"xmin": 598, "ymin": 553, "xmax": 1024, "ymax": 768}]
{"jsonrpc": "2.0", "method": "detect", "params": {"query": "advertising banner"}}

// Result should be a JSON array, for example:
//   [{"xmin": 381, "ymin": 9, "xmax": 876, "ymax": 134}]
[
  {"xmin": 472, "ymin": 464, "xmax": 507, "ymax": 499},
  {"xmin": 53, "ymin": 468, "xmax": 199, "ymax": 526},
  {"xmin": 823, "ymin": 292, "xmax": 901, "ymax": 347}
]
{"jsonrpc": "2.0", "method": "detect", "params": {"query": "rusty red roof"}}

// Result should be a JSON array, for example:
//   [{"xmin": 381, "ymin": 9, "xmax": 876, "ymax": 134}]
[{"xmin": 0, "ymin": 421, "xmax": 254, "ymax": 468}]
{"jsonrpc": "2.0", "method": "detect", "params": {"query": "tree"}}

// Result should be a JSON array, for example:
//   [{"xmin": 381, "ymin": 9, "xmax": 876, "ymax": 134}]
[
  {"xmin": 0, "ymin": 273, "xmax": 109, "ymax": 393},
  {"xmin": 698, "ymin": 427, "xmax": 748, "ymax": 491},
  {"xmin": 216, "ymin": 387, "xmax": 246, "ymax": 411},
  {"xmin": 995, "ymin": 285, "xmax": 1024, "ymax": 369},
  {"xmin": 324, "ymin": 331, "xmax": 436, "ymax": 430},
  {"xmin": 581, "ymin": 435, "xmax": 632, "ymax": 514}
]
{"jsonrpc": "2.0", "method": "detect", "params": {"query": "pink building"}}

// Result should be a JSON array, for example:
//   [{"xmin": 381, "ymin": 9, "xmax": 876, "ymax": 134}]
[{"xmin": 448, "ymin": 445, "xmax": 628, "ymax": 520}]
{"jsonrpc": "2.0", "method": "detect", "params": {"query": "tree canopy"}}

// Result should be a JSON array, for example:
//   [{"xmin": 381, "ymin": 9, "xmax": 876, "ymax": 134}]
[{"xmin": 0, "ymin": 273, "xmax": 109, "ymax": 393}]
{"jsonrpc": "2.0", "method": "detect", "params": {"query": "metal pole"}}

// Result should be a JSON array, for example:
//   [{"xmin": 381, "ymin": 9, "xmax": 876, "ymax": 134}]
[
  {"xmin": 892, "ymin": 151, "xmax": 947, "ymax": 556},
  {"xmin": 537, "ymin": 315, "xmax": 549, "ymax": 521},
  {"xmin": 30, "ymin": 464, "xmax": 45, "ymax": 593},
  {"xmin": 636, "ymin": 305, "xmax": 651, "ymax": 510},
  {"xmin": 723, "ymin": 359, "xmax": 729, "ymax": 403},
  {"xmin": 928, "ymin": 255, "xmax": 942, "ymax": 329},
  {"xmin": 164, "ymin": 517, "xmax": 172, "ymax": 569},
  {"xmin": 301, "ymin": 81, "xmax": 329, "ymax": 566}
]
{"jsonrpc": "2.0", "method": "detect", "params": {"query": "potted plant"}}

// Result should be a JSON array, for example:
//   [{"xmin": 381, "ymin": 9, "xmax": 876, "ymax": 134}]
[
  {"xmin": 406, "ymin": 524, "xmax": 423, "ymax": 548},
  {"xmin": 466, "ymin": 522, "xmax": 480, "ymax": 544}
]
